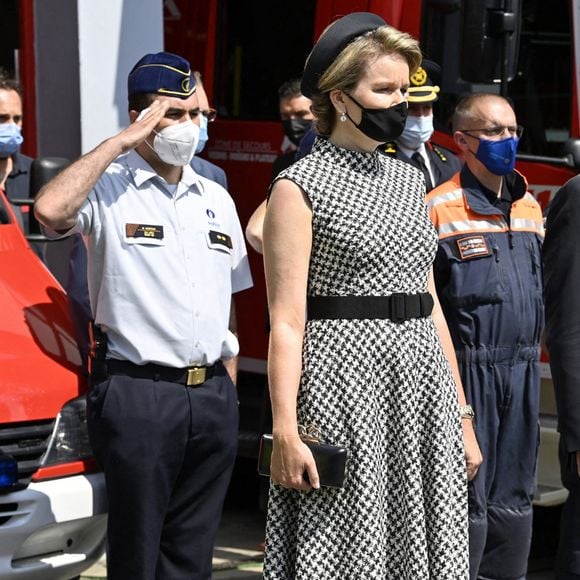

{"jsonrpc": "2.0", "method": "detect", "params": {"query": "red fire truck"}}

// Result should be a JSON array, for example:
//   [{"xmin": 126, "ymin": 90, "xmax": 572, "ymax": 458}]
[
  {"xmin": 2, "ymin": 0, "xmax": 576, "ymax": 509},
  {"xmin": 162, "ymin": 0, "xmax": 577, "ymax": 506}
]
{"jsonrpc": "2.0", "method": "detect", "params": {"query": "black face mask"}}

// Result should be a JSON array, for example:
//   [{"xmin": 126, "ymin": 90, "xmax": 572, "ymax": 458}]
[
  {"xmin": 282, "ymin": 118, "xmax": 312, "ymax": 146},
  {"xmin": 345, "ymin": 94, "xmax": 408, "ymax": 142}
]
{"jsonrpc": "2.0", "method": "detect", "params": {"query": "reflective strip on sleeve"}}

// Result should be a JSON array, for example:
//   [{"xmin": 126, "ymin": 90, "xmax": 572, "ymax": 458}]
[{"xmin": 510, "ymin": 217, "xmax": 545, "ymax": 236}]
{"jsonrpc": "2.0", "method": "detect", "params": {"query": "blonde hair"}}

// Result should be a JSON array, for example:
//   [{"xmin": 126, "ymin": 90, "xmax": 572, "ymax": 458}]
[{"xmin": 310, "ymin": 25, "xmax": 421, "ymax": 136}]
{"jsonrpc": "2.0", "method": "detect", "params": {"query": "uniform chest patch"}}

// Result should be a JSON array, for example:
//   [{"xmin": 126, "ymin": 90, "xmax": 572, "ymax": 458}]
[
  {"xmin": 209, "ymin": 230, "xmax": 232, "ymax": 249},
  {"xmin": 456, "ymin": 235, "xmax": 490, "ymax": 260},
  {"xmin": 125, "ymin": 223, "xmax": 164, "ymax": 240}
]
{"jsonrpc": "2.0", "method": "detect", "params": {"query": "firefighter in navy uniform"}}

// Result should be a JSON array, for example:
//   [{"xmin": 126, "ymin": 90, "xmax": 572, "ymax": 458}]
[
  {"xmin": 426, "ymin": 93, "xmax": 543, "ymax": 580},
  {"xmin": 381, "ymin": 59, "xmax": 461, "ymax": 192}
]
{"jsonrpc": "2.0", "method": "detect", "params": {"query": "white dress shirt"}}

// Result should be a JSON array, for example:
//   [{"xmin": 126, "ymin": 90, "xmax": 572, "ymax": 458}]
[{"xmin": 48, "ymin": 150, "xmax": 252, "ymax": 367}]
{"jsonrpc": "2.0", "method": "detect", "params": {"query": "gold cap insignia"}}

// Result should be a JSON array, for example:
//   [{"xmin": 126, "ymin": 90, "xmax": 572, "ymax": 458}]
[{"xmin": 410, "ymin": 67, "xmax": 427, "ymax": 87}]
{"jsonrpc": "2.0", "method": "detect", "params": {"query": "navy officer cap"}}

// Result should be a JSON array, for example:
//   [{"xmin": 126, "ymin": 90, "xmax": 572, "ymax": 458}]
[
  {"xmin": 408, "ymin": 59, "xmax": 441, "ymax": 103},
  {"xmin": 301, "ymin": 12, "xmax": 387, "ymax": 98},
  {"xmin": 128, "ymin": 51, "xmax": 196, "ymax": 98}
]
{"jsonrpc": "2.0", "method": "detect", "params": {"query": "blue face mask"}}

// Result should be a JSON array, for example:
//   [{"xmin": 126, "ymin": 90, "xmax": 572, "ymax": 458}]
[
  {"xmin": 398, "ymin": 115, "xmax": 434, "ymax": 150},
  {"xmin": 195, "ymin": 114, "xmax": 209, "ymax": 154},
  {"xmin": 0, "ymin": 123, "xmax": 23, "ymax": 158},
  {"xmin": 475, "ymin": 136, "xmax": 519, "ymax": 175}
]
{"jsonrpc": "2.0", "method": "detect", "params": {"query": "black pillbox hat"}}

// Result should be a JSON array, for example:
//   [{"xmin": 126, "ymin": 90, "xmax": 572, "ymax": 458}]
[
  {"xmin": 301, "ymin": 12, "xmax": 386, "ymax": 98},
  {"xmin": 128, "ymin": 51, "xmax": 196, "ymax": 98}
]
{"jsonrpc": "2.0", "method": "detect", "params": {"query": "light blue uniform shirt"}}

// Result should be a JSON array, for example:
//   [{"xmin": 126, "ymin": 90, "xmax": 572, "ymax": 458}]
[{"xmin": 52, "ymin": 150, "xmax": 252, "ymax": 367}]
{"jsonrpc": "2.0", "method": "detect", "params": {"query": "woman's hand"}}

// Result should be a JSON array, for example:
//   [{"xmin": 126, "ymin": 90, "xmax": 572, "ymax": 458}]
[
  {"xmin": 462, "ymin": 419, "xmax": 483, "ymax": 481},
  {"xmin": 270, "ymin": 434, "xmax": 320, "ymax": 491}
]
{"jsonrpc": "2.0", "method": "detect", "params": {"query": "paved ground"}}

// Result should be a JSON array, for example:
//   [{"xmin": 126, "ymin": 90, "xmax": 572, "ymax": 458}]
[
  {"xmin": 79, "ymin": 460, "xmax": 561, "ymax": 579},
  {"xmin": 80, "ymin": 505, "xmax": 557, "ymax": 579},
  {"xmin": 80, "ymin": 504, "xmax": 265, "ymax": 579}
]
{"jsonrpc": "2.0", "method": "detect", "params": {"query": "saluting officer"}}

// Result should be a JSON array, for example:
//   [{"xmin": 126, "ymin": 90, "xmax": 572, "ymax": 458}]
[
  {"xmin": 381, "ymin": 59, "xmax": 461, "ymax": 191},
  {"xmin": 34, "ymin": 51, "xmax": 253, "ymax": 580}
]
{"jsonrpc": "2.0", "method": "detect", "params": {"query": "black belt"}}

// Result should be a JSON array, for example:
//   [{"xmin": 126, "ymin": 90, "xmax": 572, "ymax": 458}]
[
  {"xmin": 107, "ymin": 360, "xmax": 218, "ymax": 386},
  {"xmin": 307, "ymin": 293, "xmax": 434, "ymax": 322}
]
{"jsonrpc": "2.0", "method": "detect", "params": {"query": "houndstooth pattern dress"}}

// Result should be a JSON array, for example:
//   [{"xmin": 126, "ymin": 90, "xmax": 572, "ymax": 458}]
[{"xmin": 263, "ymin": 138, "xmax": 469, "ymax": 580}]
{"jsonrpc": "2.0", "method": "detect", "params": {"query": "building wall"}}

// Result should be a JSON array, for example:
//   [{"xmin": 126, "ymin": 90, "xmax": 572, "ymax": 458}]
[
  {"xmin": 34, "ymin": 0, "xmax": 163, "ymax": 159},
  {"xmin": 33, "ymin": 0, "xmax": 163, "ymax": 284}
]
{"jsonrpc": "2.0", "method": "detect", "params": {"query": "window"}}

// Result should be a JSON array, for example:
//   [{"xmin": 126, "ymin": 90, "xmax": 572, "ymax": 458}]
[
  {"xmin": 421, "ymin": 0, "xmax": 572, "ymax": 157},
  {"xmin": 213, "ymin": 0, "xmax": 316, "ymax": 121},
  {"xmin": 510, "ymin": 1, "xmax": 572, "ymax": 156}
]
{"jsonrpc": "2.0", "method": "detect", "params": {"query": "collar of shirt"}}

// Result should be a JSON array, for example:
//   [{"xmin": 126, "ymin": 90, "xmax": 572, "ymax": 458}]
[
  {"xmin": 460, "ymin": 165, "xmax": 528, "ymax": 218},
  {"xmin": 124, "ymin": 149, "xmax": 205, "ymax": 198},
  {"xmin": 398, "ymin": 141, "xmax": 435, "ymax": 182},
  {"xmin": 397, "ymin": 141, "xmax": 425, "ymax": 160},
  {"xmin": 9, "ymin": 151, "xmax": 31, "ymax": 178}
]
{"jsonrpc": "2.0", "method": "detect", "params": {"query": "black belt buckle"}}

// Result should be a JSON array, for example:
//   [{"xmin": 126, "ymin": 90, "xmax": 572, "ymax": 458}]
[{"xmin": 390, "ymin": 293, "xmax": 407, "ymax": 323}]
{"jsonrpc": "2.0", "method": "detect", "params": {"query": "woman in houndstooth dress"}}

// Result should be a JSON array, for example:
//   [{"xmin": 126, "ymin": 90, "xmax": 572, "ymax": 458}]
[{"xmin": 262, "ymin": 14, "xmax": 481, "ymax": 580}]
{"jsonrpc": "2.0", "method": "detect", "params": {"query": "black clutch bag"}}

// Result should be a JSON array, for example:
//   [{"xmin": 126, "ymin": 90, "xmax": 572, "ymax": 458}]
[{"xmin": 257, "ymin": 425, "xmax": 348, "ymax": 489}]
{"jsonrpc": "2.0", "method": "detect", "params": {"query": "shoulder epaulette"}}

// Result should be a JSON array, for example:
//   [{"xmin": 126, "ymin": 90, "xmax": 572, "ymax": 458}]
[
  {"xmin": 381, "ymin": 142, "xmax": 398, "ymax": 155},
  {"xmin": 431, "ymin": 144, "xmax": 449, "ymax": 163}
]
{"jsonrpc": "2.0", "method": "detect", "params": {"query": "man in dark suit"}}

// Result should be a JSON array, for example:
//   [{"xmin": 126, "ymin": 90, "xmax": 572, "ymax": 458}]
[
  {"xmin": 543, "ymin": 174, "xmax": 580, "ymax": 580},
  {"xmin": 381, "ymin": 60, "xmax": 461, "ymax": 192},
  {"xmin": 190, "ymin": 70, "xmax": 227, "ymax": 189}
]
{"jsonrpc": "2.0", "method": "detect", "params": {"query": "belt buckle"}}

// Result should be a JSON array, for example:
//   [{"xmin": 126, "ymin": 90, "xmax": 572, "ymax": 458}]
[
  {"xmin": 390, "ymin": 293, "xmax": 406, "ymax": 323},
  {"xmin": 187, "ymin": 367, "xmax": 206, "ymax": 386}
]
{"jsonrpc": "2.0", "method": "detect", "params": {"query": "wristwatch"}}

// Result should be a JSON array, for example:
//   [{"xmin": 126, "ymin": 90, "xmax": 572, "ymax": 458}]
[{"xmin": 459, "ymin": 404, "xmax": 475, "ymax": 420}]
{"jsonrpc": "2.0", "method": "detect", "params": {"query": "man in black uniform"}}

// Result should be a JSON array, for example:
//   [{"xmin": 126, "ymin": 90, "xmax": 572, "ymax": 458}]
[
  {"xmin": 271, "ymin": 77, "xmax": 314, "ymax": 179},
  {"xmin": 543, "ymin": 174, "xmax": 580, "ymax": 580},
  {"xmin": 0, "ymin": 71, "xmax": 33, "ymax": 231},
  {"xmin": 381, "ymin": 59, "xmax": 461, "ymax": 192}
]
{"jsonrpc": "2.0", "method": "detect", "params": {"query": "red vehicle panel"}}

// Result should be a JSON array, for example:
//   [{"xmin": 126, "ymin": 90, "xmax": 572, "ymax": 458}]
[{"xmin": 0, "ymin": 193, "xmax": 84, "ymax": 423}]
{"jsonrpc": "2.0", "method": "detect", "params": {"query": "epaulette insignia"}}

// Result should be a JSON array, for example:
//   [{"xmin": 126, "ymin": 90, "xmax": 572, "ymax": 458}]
[
  {"xmin": 432, "ymin": 145, "xmax": 448, "ymax": 162},
  {"xmin": 382, "ymin": 142, "xmax": 397, "ymax": 154}
]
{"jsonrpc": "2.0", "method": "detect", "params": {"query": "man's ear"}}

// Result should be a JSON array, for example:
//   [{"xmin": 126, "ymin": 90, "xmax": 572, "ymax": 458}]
[
  {"xmin": 454, "ymin": 131, "xmax": 469, "ymax": 151},
  {"xmin": 128, "ymin": 110, "xmax": 140, "ymax": 123}
]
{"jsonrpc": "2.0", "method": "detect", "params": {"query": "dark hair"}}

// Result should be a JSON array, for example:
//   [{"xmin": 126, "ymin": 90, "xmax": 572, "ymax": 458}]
[
  {"xmin": 128, "ymin": 92, "xmax": 156, "ymax": 113},
  {"xmin": 0, "ymin": 69, "xmax": 23, "ymax": 98},
  {"xmin": 278, "ymin": 78, "xmax": 303, "ymax": 101}
]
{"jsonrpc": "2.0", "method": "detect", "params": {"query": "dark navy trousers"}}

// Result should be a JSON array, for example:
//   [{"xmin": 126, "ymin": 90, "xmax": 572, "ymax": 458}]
[
  {"xmin": 459, "ymin": 346, "xmax": 540, "ymax": 580},
  {"xmin": 87, "ymin": 361, "xmax": 238, "ymax": 580},
  {"xmin": 556, "ymin": 441, "xmax": 580, "ymax": 579}
]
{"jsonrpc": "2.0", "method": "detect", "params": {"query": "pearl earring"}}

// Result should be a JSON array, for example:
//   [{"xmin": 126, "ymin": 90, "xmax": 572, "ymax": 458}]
[{"xmin": 340, "ymin": 112, "xmax": 347, "ymax": 122}]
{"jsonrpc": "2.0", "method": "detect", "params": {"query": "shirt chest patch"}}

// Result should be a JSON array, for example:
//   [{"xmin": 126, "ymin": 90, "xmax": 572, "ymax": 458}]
[
  {"xmin": 456, "ymin": 235, "xmax": 490, "ymax": 260},
  {"xmin": 125, "ymin": 223, "xmax": 165, "ymax": 245},
  {"xmin": 207, "ymin": 230, "xmax": 233, "ymax": 253}
]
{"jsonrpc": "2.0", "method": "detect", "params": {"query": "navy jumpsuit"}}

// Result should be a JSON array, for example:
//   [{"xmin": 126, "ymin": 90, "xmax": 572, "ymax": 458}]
[{"xmin": 427, "ymin": 166, "xmax": 544, "ymax": 580}]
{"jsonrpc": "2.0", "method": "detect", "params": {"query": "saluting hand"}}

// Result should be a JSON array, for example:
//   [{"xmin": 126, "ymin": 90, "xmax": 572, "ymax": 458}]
[{"xmin": 117, "ymin": 99, "xmax": 170, "ymax": 153}]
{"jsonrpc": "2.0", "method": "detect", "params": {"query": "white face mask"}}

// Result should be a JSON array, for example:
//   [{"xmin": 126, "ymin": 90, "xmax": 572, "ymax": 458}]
[
  {"xmin": 148, "ymin": 120, "xmax": 200, "ymax": 166},
  {"xmin": 397, "ymin": 114, "xmax": 434, "ymax": 150}
]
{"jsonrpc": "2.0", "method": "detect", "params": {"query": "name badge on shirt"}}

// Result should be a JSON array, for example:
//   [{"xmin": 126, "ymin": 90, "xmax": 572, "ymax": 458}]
[
  {"xmin": 207, "ymin": 230, "xmax": 233, "ymax": 254},
  {"xmin": 456, "ymin": 235, "xmax": 490, "ymax": 260},
  {"xmin": 124, "ymin": 223, "xmax": 165, "ymax": 246}
]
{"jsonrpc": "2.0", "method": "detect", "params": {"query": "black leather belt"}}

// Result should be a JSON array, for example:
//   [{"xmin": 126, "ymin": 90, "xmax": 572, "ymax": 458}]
[
  {"xmin": 107, "ymin": 360, "xmax": 217, "ymax": 386},
  {"xmin": 307, "ymin": 293, "xmax": 434, "ymax": 322}
]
